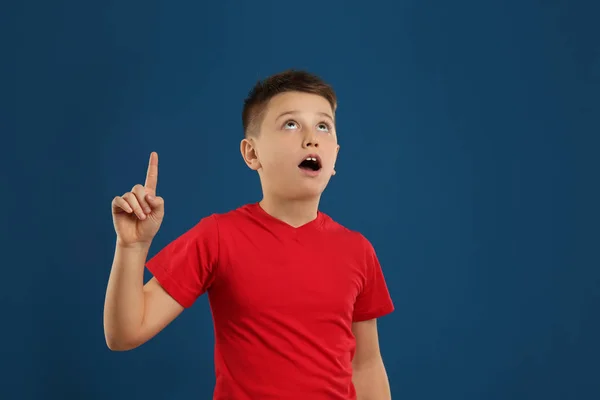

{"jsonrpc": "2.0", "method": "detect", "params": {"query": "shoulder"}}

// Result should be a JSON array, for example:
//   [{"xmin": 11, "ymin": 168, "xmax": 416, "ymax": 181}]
[
  {"xmin": 188, "ymin": 203, "xmax": 260, "ymax": 236},
  {"xmin": 319, "ymin": 211, "xmax": 374, "ymax": 253},
  {"xmin": 209, "ymin": 203, "xmax": 256, "ymax": 226}
]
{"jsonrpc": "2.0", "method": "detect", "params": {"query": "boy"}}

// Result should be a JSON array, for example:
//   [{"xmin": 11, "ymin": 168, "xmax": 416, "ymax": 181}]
[{"xmin": 104, "ymin": 70, "xmax": 394, "ymax": 399}]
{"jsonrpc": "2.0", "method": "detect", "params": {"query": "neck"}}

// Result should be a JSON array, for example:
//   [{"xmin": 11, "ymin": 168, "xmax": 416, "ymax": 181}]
[{"xmin": 259, "ymin": 195, "xmax": 320, "ymax": 228}]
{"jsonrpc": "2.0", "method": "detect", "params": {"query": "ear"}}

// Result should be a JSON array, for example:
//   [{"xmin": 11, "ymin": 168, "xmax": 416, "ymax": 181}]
[
  {"xmin": 332, "ymin": 144, "xmax": 340, "ymax": 176},
  {"xmin": 240, "ymin": 137, "xmax": 261, "ymax": 171}
]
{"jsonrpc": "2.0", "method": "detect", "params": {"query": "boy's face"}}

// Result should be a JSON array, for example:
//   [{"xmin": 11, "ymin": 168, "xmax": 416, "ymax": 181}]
[{"xmin": 241, "ymin": 91, "xmax": 340, "ymax": 200}]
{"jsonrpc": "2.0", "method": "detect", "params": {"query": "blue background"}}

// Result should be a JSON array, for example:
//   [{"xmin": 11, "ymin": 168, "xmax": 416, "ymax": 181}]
[{"xmin": 3, "ymin": 0, "xmax": 599, "ymax": 399}]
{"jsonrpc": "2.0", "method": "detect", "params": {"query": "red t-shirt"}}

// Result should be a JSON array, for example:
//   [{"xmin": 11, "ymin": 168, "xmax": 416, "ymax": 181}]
[{"xmin": 146, "ymin": 203, "xmax": 394, "ymax": 399}]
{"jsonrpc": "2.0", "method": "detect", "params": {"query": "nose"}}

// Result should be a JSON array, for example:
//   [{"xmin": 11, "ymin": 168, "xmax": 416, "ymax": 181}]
[{"xmin": 302, "ymin": 129, "xmax": 319, "ymax": 148}]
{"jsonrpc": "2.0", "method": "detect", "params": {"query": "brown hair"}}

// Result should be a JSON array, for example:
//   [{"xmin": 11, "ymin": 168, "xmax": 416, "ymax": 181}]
[{"xmin": 242, "ymin": 69, "xmax": 337, "ymax": 137}]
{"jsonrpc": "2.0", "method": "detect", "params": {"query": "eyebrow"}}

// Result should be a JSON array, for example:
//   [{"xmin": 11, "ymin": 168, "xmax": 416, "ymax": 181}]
[{"xmin": 275, "ymin": 110, "xmax": 335, "ymax": 123}]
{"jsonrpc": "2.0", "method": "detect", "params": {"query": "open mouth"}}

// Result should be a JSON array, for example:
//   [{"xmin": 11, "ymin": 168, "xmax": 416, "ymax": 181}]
[{"xmin": 298, "ymin": 155, "xmax": 322, "ymax": 172}]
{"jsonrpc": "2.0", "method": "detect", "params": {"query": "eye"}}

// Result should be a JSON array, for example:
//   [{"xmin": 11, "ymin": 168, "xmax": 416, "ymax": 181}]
[
  {"xmin": 317, "ymin": 122, "xmax": 331, "ymax": 133},
  {"xmin": 283, "ymin": 120, "xmax": 299, "ymax": 130}
]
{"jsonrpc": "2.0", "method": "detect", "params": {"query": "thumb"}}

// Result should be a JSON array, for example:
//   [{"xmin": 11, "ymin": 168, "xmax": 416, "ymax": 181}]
[{"xmin": 146, "ymin": 194, "xmax": 164, "ymax": 212}]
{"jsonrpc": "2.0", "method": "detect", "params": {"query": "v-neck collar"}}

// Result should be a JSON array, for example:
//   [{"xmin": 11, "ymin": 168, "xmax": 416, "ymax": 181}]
[{"xmin": 250, "ymin": 202, "xmax": 324, "ymax": 235}]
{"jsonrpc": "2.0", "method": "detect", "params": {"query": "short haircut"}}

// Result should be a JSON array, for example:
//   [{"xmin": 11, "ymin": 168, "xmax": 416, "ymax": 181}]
[{"xmin": 242, "ymin": 69, "xmax": 337, "ymax": 137}]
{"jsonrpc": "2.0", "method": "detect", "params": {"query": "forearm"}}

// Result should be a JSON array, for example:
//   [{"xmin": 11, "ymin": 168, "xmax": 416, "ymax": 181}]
[
  {"xmin": 103, "ymin": 240, "xmax": 150, "ymax": 350},
  {"xmin": 353, "ymin": 357, "xmax": 392, "ymax": 400}
]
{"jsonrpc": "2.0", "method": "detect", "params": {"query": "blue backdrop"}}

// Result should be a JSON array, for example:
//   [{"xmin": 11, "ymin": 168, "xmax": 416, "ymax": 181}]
[{"xmin": 3, "ymin": 1, "xmax": 599, "ymax": 399}]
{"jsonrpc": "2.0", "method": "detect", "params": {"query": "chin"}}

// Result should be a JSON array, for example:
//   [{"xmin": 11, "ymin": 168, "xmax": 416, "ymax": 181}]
[{"xmin": 294, "ymin": 182, "xmax": 329, "ymax": 199}]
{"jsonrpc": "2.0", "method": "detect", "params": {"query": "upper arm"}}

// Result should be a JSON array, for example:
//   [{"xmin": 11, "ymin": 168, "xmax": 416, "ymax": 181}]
[
  {"xmin": 133, "ymin": 277, "xmax": 185, "ymax": 347},
  {"xmin": 352, "ymin": 236, "xmax": 394, "ymax": 322},
  {"xmin": 145, "ymin": 215, "xmax": 220, "ymax": 308},
  {"xmin": 352, "ymin": 318, "xmax": 383, "ymax": 368}
]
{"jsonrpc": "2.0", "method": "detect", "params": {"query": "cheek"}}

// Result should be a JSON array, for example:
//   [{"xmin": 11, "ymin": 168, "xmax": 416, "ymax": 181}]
[
  {"xmin": 324, "ymin": 147, "xmax": 339, "ymax": 168},
  {"xmin": 259, "ymin": 147, "xmax": 288, "ymax": 170}
]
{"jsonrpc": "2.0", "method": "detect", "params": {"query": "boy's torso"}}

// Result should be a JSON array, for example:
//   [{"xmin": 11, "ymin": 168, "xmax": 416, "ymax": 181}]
[{"xmin": 206, "ymin": 204, "xmax": 367, "ymax": 399}]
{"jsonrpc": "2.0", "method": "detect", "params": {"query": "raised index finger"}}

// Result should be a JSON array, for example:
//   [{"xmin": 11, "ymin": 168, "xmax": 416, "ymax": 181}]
[{"xmin": 144, "ymin": 151, "xmax": 158, "ymax": 192}]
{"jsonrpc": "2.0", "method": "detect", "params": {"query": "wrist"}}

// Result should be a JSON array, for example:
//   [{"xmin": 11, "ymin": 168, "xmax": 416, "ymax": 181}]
[{"xmin": 116, "ymin": 239, "xmax": 152, "ymax": 253}]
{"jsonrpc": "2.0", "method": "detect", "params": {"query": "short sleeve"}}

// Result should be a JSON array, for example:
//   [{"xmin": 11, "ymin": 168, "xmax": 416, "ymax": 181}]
[
  {"xmin": 145, "ymin": 214, "xmax": 220, "ymax": 308},
  {"xmin": 352, "ymin": 238, "xmax": 395, "ymax": 322}
]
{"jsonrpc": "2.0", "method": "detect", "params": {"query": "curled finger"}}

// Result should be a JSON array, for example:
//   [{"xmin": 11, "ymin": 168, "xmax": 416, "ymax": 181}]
[
  {"xmin": 132, "ymin": 184, "xmax": 152, "ymax": 215},
  {"xmin": 122, "ymin": 192, "xmax": 146, "ymax": 220},
  {"xmin": 112, "ymin": 196, "xmax": 133, "ymax": 214}
]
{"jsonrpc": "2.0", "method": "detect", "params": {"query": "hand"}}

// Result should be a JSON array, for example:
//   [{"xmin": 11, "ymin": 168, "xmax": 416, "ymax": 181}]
[{"xmin": 111, "ymin": 152, "xmax": 165, "ymax": 247}]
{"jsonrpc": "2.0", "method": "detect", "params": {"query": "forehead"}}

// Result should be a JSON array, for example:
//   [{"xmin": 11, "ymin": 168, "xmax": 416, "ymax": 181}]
[{"xmin": 264, "ymin": 91, "xmax": 333, "ymax": 120}]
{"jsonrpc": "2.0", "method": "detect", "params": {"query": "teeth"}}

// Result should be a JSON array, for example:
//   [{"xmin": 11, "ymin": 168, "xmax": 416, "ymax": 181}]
[{"xmin": 305, "ymin": 157, "xmax": 317, "ymax": 162}]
